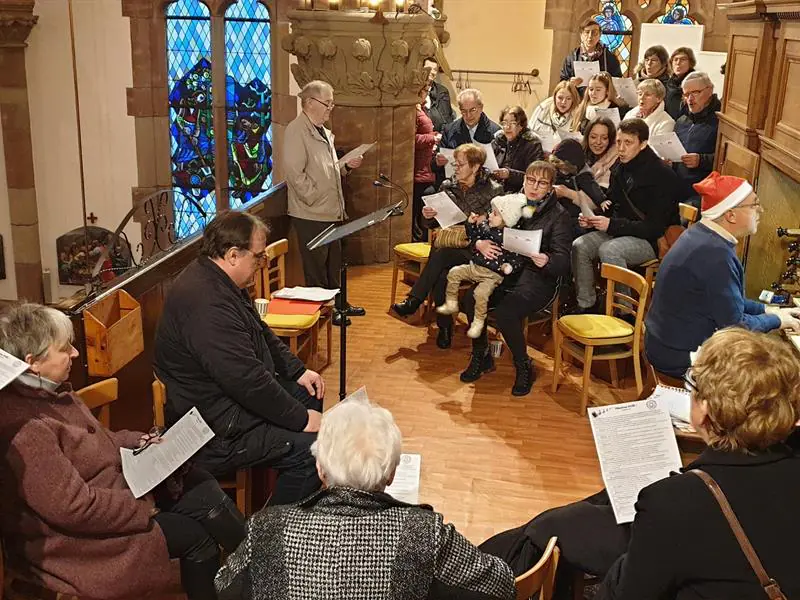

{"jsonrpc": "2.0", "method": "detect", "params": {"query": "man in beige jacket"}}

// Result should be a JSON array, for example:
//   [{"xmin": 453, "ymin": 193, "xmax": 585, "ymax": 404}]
[{"xmin": 284, "ymin": 81, "xmax": 365, "ymax": 325}]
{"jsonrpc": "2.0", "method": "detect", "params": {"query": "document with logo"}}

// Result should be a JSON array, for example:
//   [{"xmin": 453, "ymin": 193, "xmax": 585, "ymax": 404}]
[
  {"xmin": 649, "ymin": 132, "xmax": 688, "ymax": 162},
  {"xmin": 120, "ymin": 407, "xmax": 215, "ymax": 498},
  {"xmin": 385, "ymin": 453, "xmax": 421, "ymax": 504},
  {"xmin": 0, "ymin": 348, "xmax": 29, "ymax": 390},
  {"xmin": 337, "ymin": 141, "xmax": 376, "ymax": 168},
  {"xmin": 589, "ymin": 398, "xmax": 683, "ymax": 524},
  {"xmin": 422, "ymin": 191, "xmax": 468, "ymax": 230},
  {"xmin": 613, "ymin": 77, "xmax": 638, "ymax": 107},
  {"xmin": 502, "ymin": 228, "xmax": 542, "ymax": 256},
  {"xmin": 573, "ymin": 60, "xmax": 600, "ymax": 85}
]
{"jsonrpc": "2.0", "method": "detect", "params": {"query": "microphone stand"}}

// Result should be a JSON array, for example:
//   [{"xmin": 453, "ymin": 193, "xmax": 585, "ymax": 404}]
[{"xmin": 372, "ymin": 173, "xmax": 410, "ymax": 217}]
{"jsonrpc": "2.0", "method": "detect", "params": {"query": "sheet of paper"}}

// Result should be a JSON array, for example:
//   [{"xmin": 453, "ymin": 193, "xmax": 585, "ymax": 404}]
[
  {"xmin": 595, "ymin": 107, "xmax": 620, "ymax": 126},
  {"xmin": 613, "ymin": 77, "xmax": 638, "ymax": 108},
  {"xmin": 539, "ymin": 129, "xmax": 558, "ymax": 153},
  {"xmin": 272, "ymin": 286, "xmax": 340, "ymax": 302},
  {"xmin": 344, "ymin": 386, "xmax": 370, "ymax": 403},
  {"xmin": 577, "ymin": 190, "xmax": 595, "ymax": 219},
  {"xmin": 336, "ymin": 141, "xmax": 376, "ymax": 168},
  {"xmin": 646, "ymin": 384, "xmax": 692, "ymax": 424},
  {"xmin": 556, "ymin": 129, "xmax": 583, "ymax": 143},
  {"xmin": 573, "ymin": 60, "xmax": 600, "ymax": 85},
  {"xmin": 422, "ymin": 191, "xmax": 468, "ymax": 230},
  {"xmin": 385, "ymin": 453, "xmax": 421, "ymax": 504},
  {"xmin": 588, "ymin": 398, "xmax": 683, "ymax": 524},
  {"xmin": 0, "ymin": 348, "xmax": 30, "ymax": 390},
  {"xmin": 439, "ymin": 147, "xmax": 456, "ymax": 179},
  {"xmin": 649, "ymin": 132, "xmax": 688, "ymax": 162},
  {"xmin": 120, "ymin": 407, "xmax": 215, "ymax": 498},
  {"xmin": 502, "ymin": 228, "xmax": 542, "ymax": 256},
  {"xmin": 479, "ymin": 142, "xmax": 500, "ymax": 172}
]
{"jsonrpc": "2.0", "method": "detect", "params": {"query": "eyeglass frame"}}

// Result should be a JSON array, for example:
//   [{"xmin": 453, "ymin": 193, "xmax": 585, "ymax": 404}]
[
  {"xmin": 500, "ymin": 120, "xmax": 519, "ymax": 128},
  {"xmin": 735, "ymin": 199, "xmax": 762, "ymax": 210},
  {"xmin": 683, "ymin": 367, "xmax": 698, "ymax": 393},
  {"xmin": 459, "ymin": 106, "xmax": 481, "ymax": 117},
  {"xmin": 234, "ymin": 246, "xmax": 267, "ymax": 263},
  {"xmin": 310, "ymin": 96, "xmax": 335, "ymax": 110},
  {"xmin": 682, "ymin": 86, "xmax": 711, "ymax": 101},
  {"xmin": 524, "ymin": 176, "xmax": 553, "ymax": 190}
]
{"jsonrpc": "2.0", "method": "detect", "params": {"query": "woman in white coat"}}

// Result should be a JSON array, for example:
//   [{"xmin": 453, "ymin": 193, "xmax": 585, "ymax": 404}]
[{"xmin": 623, "ymin": 78, "xmax": 674, "ymax": 137}]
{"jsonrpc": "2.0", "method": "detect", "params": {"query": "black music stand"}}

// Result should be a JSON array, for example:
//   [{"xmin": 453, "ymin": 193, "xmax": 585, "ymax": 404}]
[{"xmin": 307, "ymin": 200, "xmax": 403, "ymax": 401}]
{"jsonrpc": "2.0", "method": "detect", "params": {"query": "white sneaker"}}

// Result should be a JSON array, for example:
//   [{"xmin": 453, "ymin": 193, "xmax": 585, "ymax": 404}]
[
  {"xmin": 436, "ymin": 299, "xmax": 459, "ymax": 315},
  {"xmin": 467, "ymin": 319, "xmax": 485, "ymax": 338}
]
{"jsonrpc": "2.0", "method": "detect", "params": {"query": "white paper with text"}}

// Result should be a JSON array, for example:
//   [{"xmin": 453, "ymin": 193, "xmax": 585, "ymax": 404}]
[
  {"xmin": 649, "ymin": 132, "xmax": 688, "ymax": 162},
  {"xmin": 337, "ymin": 142, "xmax": 376, "ymax": 168},
  {"xmin": 385, "ymin": 453, "xmax": 421, "ymax": 504},
  {"xmin": 423, "ymin": 192, "xmax": 468, "ymax": 230},
  {"xmin": 588, "ymin": 398, "xmax": 682, "ymax": 524},
  {"xmin": 479, "ymin": 142, "xmax": 500, "ymax": 172},
  {"xmin": 0, "ymin": 348, "xmax": 29, "ymax": 390},
  {"xmin": 573, "ymin": 60, "xmax": 600, "ymax": 85},
  {"xmin": 502, "ymin": 228, "xmax": 542, "ymax": 256},
  {"xmin": 439, "ymin": 148, "xmax": 456, "ymax": 178},
  {"xmin": 613, "ymin": 77, "xmax": 638, "ymax": 107}
]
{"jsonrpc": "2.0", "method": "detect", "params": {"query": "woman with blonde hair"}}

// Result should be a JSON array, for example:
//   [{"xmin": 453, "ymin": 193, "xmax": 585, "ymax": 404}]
[
  {"xmin": 529, "ymin": 81, "xmax": 580, "ymax": 138},
  {"xmin": 570, "ymin": 72, "xmax": 623, "ymax": 134}
]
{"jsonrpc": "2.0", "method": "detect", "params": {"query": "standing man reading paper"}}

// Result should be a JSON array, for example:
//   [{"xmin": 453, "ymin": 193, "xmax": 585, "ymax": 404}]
[
  {"xmin": 154, "ymin": 211, "xmax": 326, "ymax": 506},
  {"xmin": 284, "ymin": 80, "xmax": 366, "ymax": 326}
]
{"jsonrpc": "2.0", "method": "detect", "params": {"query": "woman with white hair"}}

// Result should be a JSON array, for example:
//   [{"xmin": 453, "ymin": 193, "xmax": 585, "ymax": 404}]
[
  {"xmin": 215, "ymin": 398, "xmax": 516, "ymax": 600},
  {"xmin": 623, "ymin": 78, "xmax": 675, "ymax": 137}
]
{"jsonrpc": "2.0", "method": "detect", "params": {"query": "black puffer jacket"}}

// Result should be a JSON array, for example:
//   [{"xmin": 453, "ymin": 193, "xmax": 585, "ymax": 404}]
[
  {"xmin": 515, "ymin": 191, "xmax": 574, "ymax": 279},
  {"xmin": 422, "ymin": 169, "xmax": 503, "ymax": 230},
  {"xmin": 491, "ymin": 129, "xmax": 544, "ymax": 192}
]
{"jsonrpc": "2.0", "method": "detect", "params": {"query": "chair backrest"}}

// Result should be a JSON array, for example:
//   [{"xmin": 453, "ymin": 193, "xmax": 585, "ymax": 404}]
[
  {"xmin": 514, "ymin": 536, "xmax": 560, "ymax": 600},
  {"xmin": 152, "ymin": 377, "xmax": 166, "ymax": 429},
  {"xmin": 254, "ymin": 238, "xmax": 288, "ymax": 299},
  {"xmin": 602, "ymin": 263, "xmax": 649, "ymax": 333},
  {"xmin": 75, "ymin": 378, "xmax": 119, "ymax": 429},
  {"xmin": 679, "ymin": 202, "xmax": 699, "ymax": 225}
]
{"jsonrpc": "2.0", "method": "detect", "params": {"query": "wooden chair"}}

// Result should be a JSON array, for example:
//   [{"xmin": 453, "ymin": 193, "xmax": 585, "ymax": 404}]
[
  {"xmin": 515, "ymin": 536, "xmax": 560, "ymax": 600},
  {"xmin": 390, "ymin": 241, "xmax": 432, "ymax": 315},
  {"xmin": 151, "ymin": 378, "xmax": 252, "ymax": 516},
  {"xmin": 75, "ymin": 378, "xmax": 119, "ymax": 428},
  {"xmin": 642, "ymin": 202, "xmax": 700, "ymax": 292},
  {"xmin": 552, "ymin": 264, "xmax": 649, "ymax": 415}
]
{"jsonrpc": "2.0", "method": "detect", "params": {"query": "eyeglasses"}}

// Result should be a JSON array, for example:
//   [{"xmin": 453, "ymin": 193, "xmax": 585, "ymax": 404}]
[
  {"xmin": 132, "ymin": 426, "xmax": 163, "ymax": 456},
  {"xmin": 501, "ymin": 120, "xmax": 519, "ymax": 128},
  {"xmin": 736, "ymin": 200, "xmax": 762, "ymax": 210},
  {"xmin": 311, "ymin": 97, "xmax": 335, "ymax": 110},
  {"xmin": 460, "ymin": 106, "xmax": 480, "ymax": 116},
  {"xmin": 683, "ymin": 368, "xmax": 697, "ymax": 393},
  {"xmin": 451, "ymin": 161, "xmax": 469, "ymax": 169},
  {"xmin": 682, "ymin": 86, "xmax": 710, "ymax": 100},
  {"xmin": 644, "ymin": 57, "xmax": 662, "ymax": 65},
  {"xmin": 524, "ymin": 176, "xmax": 552, "ymax": 189},
  {"xmin": 236, "ymin": 247, "xmax": 267, "ymax": 263}
]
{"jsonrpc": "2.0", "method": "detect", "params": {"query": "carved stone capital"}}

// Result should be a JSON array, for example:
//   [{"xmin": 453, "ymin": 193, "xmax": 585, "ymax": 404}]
[
  {"xmin": 284, "ymin": 9, "xmax": 442, "ymax": 107},
  {"xmin": 0, "ymin": 0, "xmax": 37, "ymax": 47}
]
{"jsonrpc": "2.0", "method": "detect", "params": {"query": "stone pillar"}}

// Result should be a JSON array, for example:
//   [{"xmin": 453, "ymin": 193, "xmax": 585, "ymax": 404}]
[
  {"xmin": 0, "ymin": 0, "xmax": 41, "ymax": 301},
  {"xmin": 283, "ymin": 8, "xmax": 443, "ymax": 264}
]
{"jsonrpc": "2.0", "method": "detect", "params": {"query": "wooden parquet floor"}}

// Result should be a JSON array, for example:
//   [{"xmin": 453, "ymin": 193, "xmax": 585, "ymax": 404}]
[{"xmin": 318, "ymin": 264, "xmax": 642, "ymax": 545}]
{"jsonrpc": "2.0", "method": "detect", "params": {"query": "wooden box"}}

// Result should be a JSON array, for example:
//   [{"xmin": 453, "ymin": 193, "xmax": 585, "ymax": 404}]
[{"xmin": 83, "ymin": 290, "xmax": 144, "ymax": 377}]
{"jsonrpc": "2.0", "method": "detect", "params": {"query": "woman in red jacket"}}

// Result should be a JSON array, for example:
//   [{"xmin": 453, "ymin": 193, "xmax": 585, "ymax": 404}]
[
  {"xmin": 413, "ymin": 82, "xmax": 440, "ymax": 241},
  {"xmin": 0, "ymin": 302, "xmax": 245, "ymax": 600}
]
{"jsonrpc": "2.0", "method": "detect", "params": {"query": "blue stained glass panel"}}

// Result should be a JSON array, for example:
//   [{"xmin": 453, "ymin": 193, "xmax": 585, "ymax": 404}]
[
  {"xmin": 225, "ymin": 0, "xmax": 273, "ymax": 208},
  {"xmin": 166, "ymin": 0, "xmax": 215, "ymax": 239},
  {"xmin": 594, "ymin": 0, "xmax": 634, "ymax": 77},
  {"xmin": 655, "ymin": 0, "xmax": 697, "ymax": 23}
]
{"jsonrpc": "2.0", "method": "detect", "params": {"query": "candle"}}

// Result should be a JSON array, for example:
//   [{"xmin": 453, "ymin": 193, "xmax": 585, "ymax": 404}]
[
  {"xmin": 330, "ymin": 0, "xmax": 339, "ymax": 8},
  {"xmin": 395, "ymin": 0, "xmax": 405, "ymax": 10}
]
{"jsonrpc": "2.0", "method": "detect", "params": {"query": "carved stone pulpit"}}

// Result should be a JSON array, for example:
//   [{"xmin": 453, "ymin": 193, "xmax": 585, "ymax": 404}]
[{"xmin": 283, "ymin": 6, "xmax": 445, "ymax": 263}]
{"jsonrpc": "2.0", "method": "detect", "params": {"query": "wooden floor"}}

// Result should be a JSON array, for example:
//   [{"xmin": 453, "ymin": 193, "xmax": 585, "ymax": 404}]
[{"xmin": 317, "ymin": 264, "xmax": 642, "ymax": 545}]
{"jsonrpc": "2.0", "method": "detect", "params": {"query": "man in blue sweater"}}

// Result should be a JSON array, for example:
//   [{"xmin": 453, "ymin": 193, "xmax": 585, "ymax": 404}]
[{"xmin": 645, "ymin": 172, "xmax": 800, "ymax": 377}]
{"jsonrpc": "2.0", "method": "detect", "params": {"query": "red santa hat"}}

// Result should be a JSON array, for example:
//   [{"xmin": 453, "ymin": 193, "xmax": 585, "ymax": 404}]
[{"xmin": 693, "ymin": 171, "xmax": 753, "ymax": 220}]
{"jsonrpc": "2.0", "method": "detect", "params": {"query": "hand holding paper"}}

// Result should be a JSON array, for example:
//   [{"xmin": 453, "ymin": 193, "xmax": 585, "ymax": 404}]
[
  {"xmin": 337, "ymin": 142, "xmax": 376, "ymax": 168},
  {"xmin": 422, "ymin": 192, "xmax": 467, "ymax": 229},
  {"xmin": 502, "ymin": 228, "xmax": 542, "ymax": 256},
  {"xmin": 573, "ymin": 61, "xmax": 600, "ymax": 85},
  {"xmin": 649, "ymin": 133, "xmax": 688, "ymax": 163}
]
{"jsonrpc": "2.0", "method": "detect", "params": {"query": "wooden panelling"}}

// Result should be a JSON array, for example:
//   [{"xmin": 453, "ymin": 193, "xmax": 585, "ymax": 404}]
[{"xmin": 718, "ymin": 138, "xmax": 761, "ymax": 183}]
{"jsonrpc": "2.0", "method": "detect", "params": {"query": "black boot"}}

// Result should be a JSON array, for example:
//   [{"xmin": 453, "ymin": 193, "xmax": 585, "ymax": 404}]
[
  {"xmin": 436, "ymin": 324, "xmax": 453, "ymax": 349},
  {"xmin": 180, "ymin": 555, "xmax": 220, "ymax": 600},
  {"xmin": 392, "ymin": 296, "xmax": 422, "ymax": 317},
  {"xmin": 512, "ymin": 357, "xmax": 535, "ymax": 396},
  {"xmin": 201, "ymin": 495, "xmax": 246, "ymax": 553},
  {"xmin": 460, "ymin": 348, "xmax": 495, "ymax": 383}
]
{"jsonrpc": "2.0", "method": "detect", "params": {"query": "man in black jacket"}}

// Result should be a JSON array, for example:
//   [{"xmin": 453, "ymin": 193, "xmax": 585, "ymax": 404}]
[
  {"xmin": 560, "ymin": 19, "xmax": 622, "ymax": 95},
  {"xmin": 154, "ymin": 211, "xmax": 325, "ymax": 505},
  {"xmin": 572, "ymin": 118, "xmax": 683, "ymax": 312},
  {"xmin": 423, "ymin": 57, "xmax": 456, "ymax": 133}
]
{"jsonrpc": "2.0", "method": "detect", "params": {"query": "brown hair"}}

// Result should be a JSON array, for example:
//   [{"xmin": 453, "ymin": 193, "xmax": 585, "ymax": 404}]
[
  {"xmin": 670, "ymin": 46, "xmax": 697, "ymax": 69},
  {"xmin": 582, "ymin": 116, "xmax": 617, "ymax": 160},
  {"xmin": 551, "ymin": 81, "xmax": 580, "ymax": 118},
  {"xmin": 454, "ymin": 143, "xmax": 487, "ymax": 168},
  {"xmin": 570, "ymin": 72, "xmax": 617, "ymax": 131},
  {"xmin": 200, "ymin": 210, "xmax": 269, "ymax": 260},
  {"xmin": 692, "ymin": 328, "xmax": 800, "ymax": 452},
  {"xmin": 525, "ymin": 160, "xmax": 556, "ymax": 183},
  {"xmin": 578, "ymin": 19, "xmax": 601, "ymax": 33},
  {"xmin": 499, "ymin": 105, "xmax": 529, "ymax": 130},
  {"xmin": 618, "ymin": 117, "xmax": 650, "ymax": 142}
]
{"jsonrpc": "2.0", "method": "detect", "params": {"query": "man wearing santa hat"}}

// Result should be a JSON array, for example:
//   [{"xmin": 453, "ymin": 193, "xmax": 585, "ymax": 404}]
[{"xmin": 645, "ymin": 171, "xmax": 800, "ymax": 378}]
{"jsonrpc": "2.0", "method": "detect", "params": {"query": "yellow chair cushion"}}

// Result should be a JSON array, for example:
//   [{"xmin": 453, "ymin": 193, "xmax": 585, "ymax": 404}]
[
  {"xmin": 559, "ymin": 314, "xmax": 634, "ymax": 340},
  {"xmin": 263, "ymin": 312, "xmax": 320, "ymax": 330},
  {"xmin": 394, "ymin": 242, "xmax": 431, "ymax": 260}
]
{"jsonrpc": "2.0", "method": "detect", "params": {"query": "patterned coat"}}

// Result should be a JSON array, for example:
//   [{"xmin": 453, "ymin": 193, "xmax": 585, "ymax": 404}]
[{"xmin": 215, "ymin": 487, "xmax": 516, "ymax": 600}]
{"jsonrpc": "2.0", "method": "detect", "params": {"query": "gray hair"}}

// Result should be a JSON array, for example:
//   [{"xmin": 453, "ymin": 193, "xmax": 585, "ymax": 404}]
[
  {"xmin": 457, "ymin": 88, "xmax": 483, "ymax": 107},
  {"xmin": 299, "ymin": 80, "xmax": 334, "ymax": 108},
  {"xmin": 0, "ymin": 303, "xmax": 74, "ymax": 362},
  {"xmin": 311, "ymin": 397, "xmax": 402, "ymax": 491},
  {"xmin": 682, "ymin": 71, "xmax": 713, "ymax": 90},
  {"xmin": 637, "ymin": 78, "xmax": 666, "ymax": 100}
]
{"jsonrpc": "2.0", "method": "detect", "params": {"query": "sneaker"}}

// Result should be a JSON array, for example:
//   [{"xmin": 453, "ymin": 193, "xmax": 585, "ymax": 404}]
[
  {"xmin": 436, "ymin": 299, "xmax": 459, "ymax": 315},
  {"xmin": 460, "ymin": 349, "xmax": 495, "ymax": 383},
  {"xmin": 466, "ymin": 318, "xmax": 485, "ymax": 339},
  {"xmin": 392, "ymin": 296, "xmax": 422, "ymax": 317},
  {"xmin": 512, "ymin": 357, "xmax": 535, "ymax": 396}
]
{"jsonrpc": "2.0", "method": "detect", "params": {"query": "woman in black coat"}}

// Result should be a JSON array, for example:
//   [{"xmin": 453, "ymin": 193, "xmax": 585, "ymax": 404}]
[{"xmin": 491, "ymin": 105, "xmax": 544, "ymax": 193}]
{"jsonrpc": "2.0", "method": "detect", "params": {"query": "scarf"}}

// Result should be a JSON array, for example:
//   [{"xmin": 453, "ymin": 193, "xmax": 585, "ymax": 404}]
[
  {"xmin": 579, "ymin": 43, "xmax": 605, "ymax": 62},
  {"xmin": 590, "ymin": 147, "xmax": 618, "ymax": 188},
  {"xmin": 585, "ymin": 99, "xmax": 612, "ymax": 122}
]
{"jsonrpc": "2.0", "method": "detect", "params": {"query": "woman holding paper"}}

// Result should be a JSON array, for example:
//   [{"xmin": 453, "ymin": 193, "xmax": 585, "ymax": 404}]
[
  {"xmin": 530, "ymin": 81, "xmax": 581, "ymax": 142},
  {"xmin": 570, "ymin": 72, "xmax": 624, "ymax": 134},
  {"xmin": 491, "ymin": 105, "xmax": 544, "ymax": 192},
  {"xmin": 0, "ymin": 302, "xmax": 245, "ymax": 600},
  {"xmin": 622, "ymin": 78, "xmax": 675, "ymax": 137}
]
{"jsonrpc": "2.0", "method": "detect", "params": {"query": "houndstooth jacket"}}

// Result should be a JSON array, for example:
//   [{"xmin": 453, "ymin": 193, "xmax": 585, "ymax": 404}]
[{"xmin": 215, "ymin": 486, "xmax": 516, "ymax": 600}]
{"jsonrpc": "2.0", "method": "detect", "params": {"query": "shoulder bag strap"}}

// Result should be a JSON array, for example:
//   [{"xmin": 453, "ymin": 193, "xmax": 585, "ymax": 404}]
[
  {"xmin": 613, "ymin": 170, "xmax": 646, "ymax": 222},
  {"xmin": 689, "ymin": 470, "xmax": 786, "ymax": 600}
]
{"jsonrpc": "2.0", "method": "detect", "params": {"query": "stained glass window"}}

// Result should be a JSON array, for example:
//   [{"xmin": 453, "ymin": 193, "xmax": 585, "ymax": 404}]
[
  {"xmin": 654, "ymin": 0, "xmax": 697, "ymax": 23},
  {"xmin": 166, "ymin": 0, "xmax": 215, "ymax": 239},
  {"xmin": 225, "ymin": 0, "xmax": 273, "ymax": 208},
  {"xmin": 639, "ymin": 0, "xmax": 650, "ymax": 7},
  {"xmin": 594, "ymin": 1, "xmax": 634, "ymax": 76}
]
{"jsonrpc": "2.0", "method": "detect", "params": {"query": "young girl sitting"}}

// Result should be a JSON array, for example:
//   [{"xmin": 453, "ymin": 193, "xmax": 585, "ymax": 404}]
[{"xmin": 569, "ymin": 72, "xmax": 624, "ymax": 134}]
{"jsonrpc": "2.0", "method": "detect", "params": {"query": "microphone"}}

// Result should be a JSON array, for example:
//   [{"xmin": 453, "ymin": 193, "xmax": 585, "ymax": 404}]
[
  {"xmin": 372, "ymin": 174, "xmax": 409, "ymax": 217},
  {"xmin": 379, "ymin": 173, "xmax": 391, "ymax": 183}
]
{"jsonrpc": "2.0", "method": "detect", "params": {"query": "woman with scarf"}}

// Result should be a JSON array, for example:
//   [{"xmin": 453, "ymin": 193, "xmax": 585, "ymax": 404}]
[
  {"xmin": 491, "ymin": 105, "xmax": 544, "ymax": 193},
  {"xmin": 560, "ymin": 19, "xmax": 622, "ymax": 93},
  {"xmin": 632, "ymin": 45, "xmax": 671, "ymax": 87},
  {"xmin": 530, "ymin": 81, "xmax": 580, "ymax": 141},
  {"xmin": 570, "ymin": 72, "xmax": 624, "ymax": 134}
]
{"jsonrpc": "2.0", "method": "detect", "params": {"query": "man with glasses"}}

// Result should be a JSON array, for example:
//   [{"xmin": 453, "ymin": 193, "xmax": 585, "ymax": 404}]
[
  {"xmin": 645, "ymin": 172, "xmax": 800, "ymax": 378},
  {"xmin": 284, "ymin": 80, "xmax": 366, "ymax": 326},
  {"xmin": 670, "ymin": 72, "xmax": 722, "ymax": 209},
  {"xmin": 155, "ymin": 211, "xmax": 326, "ymax": 505},
  {"xmin": 560, "ymin": 19, "xmax": 622, "ymax": 94}
]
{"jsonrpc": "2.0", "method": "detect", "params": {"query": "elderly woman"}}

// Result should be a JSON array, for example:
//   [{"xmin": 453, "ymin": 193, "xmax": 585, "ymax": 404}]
[
  {"xmin": 560, "ymin": 19, "xmax": 622, "ymax": 91},
  {"xmin": 392, "ymin": 143, "xmax": 503, "ymax": 349},
  {"xmin": 583, "ymin": 116, "xmax": 618, "ymax": 189},
  {"xmin": 665, "ymin": 46, "xmax": 696, "ymax": 119},
  {"xmin": 623, "ymin": 78, "xmax": 674, "ymax": 136},
  {"xmin": 491, "ymin": 105, "xmax": 544, "ymax": 192},
  {"xmin": 633, "ymin": 45, "xmax": 670, "ymax": 87},
  {"xmin": 215, "ymin": 397, "xmax": 516, "ymax": 600},
  {"xmin": 530, "ymin": 81, "xmax": 580, "ymax": 139},
  {"xmin": 599, "ymin": 328, "xmax": 800, "ymax": 599},
  {"xmin": 459, "ymin": 161, "xmax": 573, "ymax": 396},
  {"xmin": 0, "ymin": 303, "xmax": 245, "ymax": 600}
]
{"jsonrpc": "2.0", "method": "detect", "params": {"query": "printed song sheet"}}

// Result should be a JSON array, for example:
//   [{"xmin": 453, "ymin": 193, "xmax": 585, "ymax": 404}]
[
  {"xmin": 385, "ymin": 453, "xmax": 421, "ymax": 504},
  {"xmin": 577, "ymin": 190, "xmax": 596, "ymax": 218},
  {"xmin": 573, "ymin": 60, "xmax": 600, "ymax": 85},
  {"xmin": 120, "ymin": 407, "xmax": 215, "ymax": 498},
  {"xmin": 439, "ymin": 148, "xmax": 456, "ymax": 178},
  {"xmin": 502, "ymin": 228, "xmax": 542, "ymax": 256},
  {"xmin": 539, "ymin": 130, "xmax": 558, "ymax": 153},
  {"xmin": 595, "ymin": 107, "xmax": 621, "ymax": 126},
  {"xmin": 273, "ymin": 287, "xmax": 340, "ymax": 302},
  {"xmin": 0, "ymin": 348, "xmax": 29, "ymax": 390},
  {"xmin": 556, "ymin": 129, "xmax": 583, "ymax": 143},
  {"xmin": 649, "ymin": 133, "xmax": 688, "ymax": 162},
  {"xmin": 588, "ymin": 398, "xmax": 682, "ymax": 524},
  {"xmin": 479, "ymin": 142, "xmax": 500, "ymax": 172},
  {"xmin": 422, "ymin": 192, "xmax": 468, "ymax": 229},
  {"xmin": 613, "ymin": 77, "xmax": 638, "ymax": 107},
  {"xmin": 337, "ymin": 142, "xmax": 376, "ymax": 168}
]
